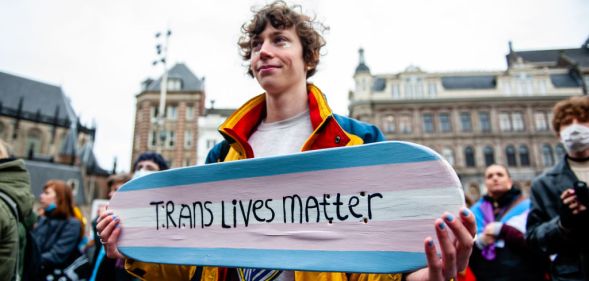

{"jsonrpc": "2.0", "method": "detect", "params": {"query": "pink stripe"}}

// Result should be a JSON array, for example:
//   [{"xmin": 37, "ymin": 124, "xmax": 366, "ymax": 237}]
[
  {"xmin": 111, "ymin": 160, "xmax": 457, "ymax": 210},
  {"xmin": 118, "ymin": 219, "xmax": 434, "ymax": 252}
]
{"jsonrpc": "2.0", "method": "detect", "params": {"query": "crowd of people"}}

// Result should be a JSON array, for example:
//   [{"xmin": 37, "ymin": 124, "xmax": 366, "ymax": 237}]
[{"xmin": 0, "ymin": 1, "xmax": 588, "ymax": 281}]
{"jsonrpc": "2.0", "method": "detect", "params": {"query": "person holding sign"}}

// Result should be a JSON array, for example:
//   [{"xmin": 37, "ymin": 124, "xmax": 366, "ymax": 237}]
[{"xmin": 97, "ymin": 1, "xmax": 476, "ymax": 280}]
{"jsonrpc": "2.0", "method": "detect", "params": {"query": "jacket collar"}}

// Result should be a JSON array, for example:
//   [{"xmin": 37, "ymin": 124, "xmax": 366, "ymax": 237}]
[{"xmin": 218, "ymin": 84, "xmax": 349, "ymax": 158}]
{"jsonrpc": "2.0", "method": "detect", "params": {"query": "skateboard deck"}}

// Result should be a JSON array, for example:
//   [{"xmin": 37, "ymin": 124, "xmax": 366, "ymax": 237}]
[{"xmin": 109, "ymin": 141, "xmax": 464, "ymax": 273}]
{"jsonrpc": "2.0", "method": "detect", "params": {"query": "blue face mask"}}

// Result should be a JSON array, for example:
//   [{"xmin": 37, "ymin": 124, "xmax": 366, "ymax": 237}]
[{"xmin": 45, "ymin": 202, "xmax": 57, "ymax": 212}]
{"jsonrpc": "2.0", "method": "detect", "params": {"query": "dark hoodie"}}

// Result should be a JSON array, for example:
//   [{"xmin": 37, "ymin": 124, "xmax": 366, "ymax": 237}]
[{"xmin": 0, "ymin": 158, "xmax": 35, "ymax": 280}]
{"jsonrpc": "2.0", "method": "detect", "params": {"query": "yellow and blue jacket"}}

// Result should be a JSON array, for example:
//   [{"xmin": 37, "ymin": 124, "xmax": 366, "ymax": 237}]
[{"xmin": 125, "ymin": 84, "xmax": 403, "ymax": 281}]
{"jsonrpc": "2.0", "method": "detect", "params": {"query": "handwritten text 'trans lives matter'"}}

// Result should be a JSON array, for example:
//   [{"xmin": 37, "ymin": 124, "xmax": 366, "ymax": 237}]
[{"xmin": 149, "ymin": 192, "xmax": 383, "ymax": 230}]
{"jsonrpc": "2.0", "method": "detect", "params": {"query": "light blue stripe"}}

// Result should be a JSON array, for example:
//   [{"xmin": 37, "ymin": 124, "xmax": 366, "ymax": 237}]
[
  {"xmin": 119, "ymin": 246, "xmax": 425, "ymax": 273},
  {"xmin": 121, "ymin": 141, "xmax": 440, "ymax": 192}
]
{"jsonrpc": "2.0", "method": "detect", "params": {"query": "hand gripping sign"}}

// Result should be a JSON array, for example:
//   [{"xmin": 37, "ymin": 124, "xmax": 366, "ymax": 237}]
[{"xmin": 109, "ymin": 141, "xmax": 464, "ymax": 273}]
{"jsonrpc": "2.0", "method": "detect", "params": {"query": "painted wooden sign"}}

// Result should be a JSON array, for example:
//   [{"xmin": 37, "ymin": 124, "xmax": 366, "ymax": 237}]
[{"xmin": 109, "ymin": 141, "xmax": 464, "ymax": 273}]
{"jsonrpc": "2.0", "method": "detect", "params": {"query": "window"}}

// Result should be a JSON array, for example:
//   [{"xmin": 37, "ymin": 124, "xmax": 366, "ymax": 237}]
[
  {"xmin": 167, "ymin": 78, "xmax": 182, "ymax": 91},
  {"xmin": 442, "ymin": 148, "xmax": 454, "ymax": 166},
  {"xmin": 382, "ymin": 115, "xmax": 396, "ymax": 133},
  {"xmin": 184, "ymin": 131, "xmax": 193, "ymax": 148},
  {"xmin": 439, "ymin": 113, "xmax": 452, "ymax": 133},
  {"xmin": 460, "ymin": 112, "xmax": 472, "ymax": 132},
  {"xmin": 151, "ymin": 106, "xmax": 159, "ymax": 121},
  {"xmin": 542, "ymin": 144, "xmax": 554, "ymax": 167},
  {"xmin": 422, "ymin": 113, "xmax": 434, "ymax": 133},
  {"xmin": 534, "ymin": 112, "xmax": 548, "ymax": 131},
  {"xmin": 405, "ymin": 76, "xmax": 424, "ymax": 98},
  {"xmin": 166, "ymin": 105, "xmax": 178, "ymax": 120},
  {"xmin": 464, "ymin": 146, "xmax": 476, "ymax": 168},
  {"xmin": 206, "ymin": 139, "xmax": 217, "ymax": 149},
  {"xmin": 399, "ymin": 116, "xmax": 412, "ymax": 134},
  {"xmin": 512, "ymin": 112, "xmax": 525, "ymax": 132},
  {"xmin": 428, "ymin": 82, "xmax": 437, "ymax": 97},
  {"xmin": 519, "ymin": 145, "xmax": 530, "ymax": 167},
  {"xmin": 499, "ymin": 112, "xmax": 511, "ymax": 132},
  {"xmin": 483, "ymin": 146, "xmax": 495, "ymax": 167},
  {"xmin": 186, "ymin": 106, "xmax": 194, "ymax": 120},
  {"xmin": 479, "ymin": 112, "xmax": 491, "ymax": 133},
  {"xmin": 25, "ymin": 129, "xmax": 42, "ymax": 156},
  {"xmin": 185, "ymin": 158, "xmax": 192, "ymax": 166},
  {"xmin": 555, "ymin": 143, "xmax": 565, "ymax": 160},
  {"xmin": 166, "ymin": 131, "xmax": 176, "ymax": 148},
  {"xmin": 391, "ymin": 84, "xmax": 400, "ymax": 98},
  {"xmin": 149, "ymin": 130, "xmax": 157, "ymax": 147},
  {"xmin": 506, "ymin": 145, "xmax": 517, "ymax": 167},
  {"xmin": 0, "ymin": 122, "xmax": 4, "ymax": 139}
]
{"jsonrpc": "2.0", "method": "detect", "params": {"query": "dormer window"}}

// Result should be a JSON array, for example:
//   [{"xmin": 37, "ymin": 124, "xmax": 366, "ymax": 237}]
[{"xmin": 167, "ymin": 78, "xmax": 182, "ymax": 91}]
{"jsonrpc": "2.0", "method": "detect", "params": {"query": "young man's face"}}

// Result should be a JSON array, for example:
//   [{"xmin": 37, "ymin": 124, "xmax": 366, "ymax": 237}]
[
  {"xmin": 249, "ymin": 25, "xmax": 307, "ymax": 95},
  {"xmin": 558, "ymin": 117, "xmax": 589, "ymax": 157}
]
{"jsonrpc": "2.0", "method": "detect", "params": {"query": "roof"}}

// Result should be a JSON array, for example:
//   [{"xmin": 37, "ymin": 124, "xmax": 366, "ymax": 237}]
[
  {"xmin": 144, "ymin": 63, "xmax": 204, "ymax": 92},
  {"xmin": 355, "ymin": 63, "xmax": 370, "ymax": 74},
  {"xmin": 441, "ymin": 75, "xmax": 497, "ymax": 90},
  {"xmin": 508, "ymin": 39, "xmax": 589, "ymax": 68},
  {"xmin": 0, "ymin": 71, "xmax": 77, "ymax": 122},
  {"xmin": 204, "ymin": 108, "xmax": 235, "ymax": 117},
  {"xmin": 24, "ymin": 160, "xmax": 87, "ymax": 204}
]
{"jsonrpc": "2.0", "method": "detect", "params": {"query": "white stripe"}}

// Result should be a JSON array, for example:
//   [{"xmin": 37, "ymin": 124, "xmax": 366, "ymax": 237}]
[{"xmin": 115, "ymin": 187, "xmax": 464, "ymax": 228}]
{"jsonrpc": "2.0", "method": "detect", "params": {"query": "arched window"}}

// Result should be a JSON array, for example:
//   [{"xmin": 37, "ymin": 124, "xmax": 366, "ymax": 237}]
[
  {"xmin": 25, "ymin": 128, "xmax": 43, "ymax": 156},
  {"xmin": 555, "ymin": 143, "xmax": 566, "ymax": 160},
  {"xmin": 506, "ymin": 145, "xmax": 517, "ymax": 167},
  {"xmin": 519, "ymin": 145, "xmax": 530, "ymax": 167},
  {"xmin": 442, "ymin": 147, "xmax": 455, "ymax": 166},
  {"xmin": 464, "ymin": 146, "xmax": 476, "ymax": 168},
  {"xmin": 542, "ymin": 144, "xmax": 555, "ymax": 167},
  {"xmin": 483, "ymin": 146, "xmax": 495, "ymax": 167}
]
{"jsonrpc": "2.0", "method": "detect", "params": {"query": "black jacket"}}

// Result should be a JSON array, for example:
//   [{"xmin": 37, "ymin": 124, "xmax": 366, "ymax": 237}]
[
  {"xmin": 526, "ymin": 156, "xmax": 589, "ymax": 281},
  {"xmin": 32, "ymin": 216, "xmax": 81, "ymax": 267}
]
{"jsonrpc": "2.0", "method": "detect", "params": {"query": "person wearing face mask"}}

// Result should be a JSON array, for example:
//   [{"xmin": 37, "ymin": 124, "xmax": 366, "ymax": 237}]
[
  {"xmin": 131, "ymin": 151, "xmax": 169, "ymax": 179},
  {"xmin": 527, "ymin": 95, "xmax": 589, "ymax": 281},
  {"xmin": 469, "ymin": 164, "xmax": 548, "ymax": 281},
  {"xmin": 32, "ymin": 180, "xmax": 83, "ymax": 279}
]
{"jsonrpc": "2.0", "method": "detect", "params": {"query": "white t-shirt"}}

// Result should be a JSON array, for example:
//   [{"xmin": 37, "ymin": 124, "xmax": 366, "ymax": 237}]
[
  {"xmin": 249, "ymin": 110, "xmax": 313, "ymax": 158},
  {"xmin": 246, "ymin": 109, "xmax": 312, "ymax": 281}
]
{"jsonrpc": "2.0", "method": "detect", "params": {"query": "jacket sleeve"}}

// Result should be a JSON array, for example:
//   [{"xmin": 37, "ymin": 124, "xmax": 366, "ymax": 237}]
[
  {"xmin": 41, "ymin": 218, "xmax": 81, "ymax": 266},
  {"xmin": 0, "ymin": 206, "xmax": 18, "ymax": 281},
  {"xmin": 526, "ymin": 179, "xmax": 574, "ymax": 254}
]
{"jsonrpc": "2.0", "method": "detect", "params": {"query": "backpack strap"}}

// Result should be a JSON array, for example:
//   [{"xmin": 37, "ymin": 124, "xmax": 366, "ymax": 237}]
[
  {"xmin": 0, "ymin": 190, "xmax": 20, "ymax": 222},
  {"xmin": 219, "ymin": 141, "xmax": 231, "ymax": 162}
]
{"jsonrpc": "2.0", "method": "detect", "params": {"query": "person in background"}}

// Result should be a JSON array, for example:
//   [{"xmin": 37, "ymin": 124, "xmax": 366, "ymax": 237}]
[
  {"xmin": 470, "ymin": 164, "xmax": 548, "ymax": 281},
  {"xmin": 97, "ymin": 2, "xmax": 476, "ymax": 280},
  {"xmin": 32, "ymin": 180, "xmax": 82, "ymax": 279},
  {"xmin": 0, "ymin": 139, "xmax": 36, "ymax": 281},
  {"xmin": 527, "ymin": 96, "xmax": 589, "ymax": 281},
  {"xmin": 90, "ymin": 173, "xmax": 132, "ymax": 281},
  {"xmin": 91, "ymin": 151, "xmax": 168, "ymax": 281}
]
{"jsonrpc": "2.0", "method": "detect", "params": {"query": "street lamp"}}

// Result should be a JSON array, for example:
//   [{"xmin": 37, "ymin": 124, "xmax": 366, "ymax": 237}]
[{"xmin": 152, "ymin": 29, "xmax": 172, "ymax": 153}]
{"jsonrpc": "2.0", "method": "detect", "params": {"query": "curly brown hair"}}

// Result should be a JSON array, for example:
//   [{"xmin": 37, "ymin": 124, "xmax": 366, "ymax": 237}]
[
  {"xmin": 238, "ymin": 1, "xmax": 326, "ymax": 78},
  {"xmin": 552, "ymin": 96, "xmax": 589, "ymax": 134}
]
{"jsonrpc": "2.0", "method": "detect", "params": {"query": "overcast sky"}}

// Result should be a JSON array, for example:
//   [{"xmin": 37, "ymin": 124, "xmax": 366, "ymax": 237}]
[{"xmin": 1, "ymin": 0, "xmax": 587, "ymax": 172}]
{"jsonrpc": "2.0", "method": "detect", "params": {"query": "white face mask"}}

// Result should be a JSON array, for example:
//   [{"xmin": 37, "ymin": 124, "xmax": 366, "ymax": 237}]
[
  {"xmin": 132, "ymin": 169, "xmax": 156, "ymax": 180},
  {"xmin": 560, "ymin": 123, "xmax": 589, "ymax": 154}
]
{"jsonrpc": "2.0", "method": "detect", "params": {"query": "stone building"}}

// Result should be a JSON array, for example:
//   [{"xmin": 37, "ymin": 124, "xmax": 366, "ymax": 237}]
[
  {"xmin": 0, "ymin": 70, "xmax": 109, "ymax": 204},
  {"xmin": 349, "ymin": 39, "xmax": 588, "ymax": 200},
  {"xmin": 197, "ymin": 102, "xmax": 235, "ymax": 165},
  {"xmin": 131, "ymin": 63, "xmax": 206, "ymax": 168}
]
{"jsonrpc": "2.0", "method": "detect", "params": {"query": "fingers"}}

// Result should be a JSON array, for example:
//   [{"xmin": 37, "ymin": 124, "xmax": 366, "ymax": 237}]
[
  {"xmin": 445, "ymin": 209, "xmax": 475, "ymax": 273},
  {"xmin": 560, "ymin": 188, "xmax": 575, "ymax": 201},
  {"xmin": 106, "ymin": 223, "xmax": 126, "ymax": 259},
  {"xmin": 424, "ymin": 237, "xmax": 444, "ymax": 281},
  {"xmin": 436, "ymin": 218, "xmax": 457, "ymax": 280},
  {"xmin": 458, "ymin": 208, "xmax": 476, "ymax": 237}
]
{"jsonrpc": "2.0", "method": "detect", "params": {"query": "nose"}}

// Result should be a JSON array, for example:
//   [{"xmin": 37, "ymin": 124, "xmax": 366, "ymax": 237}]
[{"xmin": 258, "ymin": 40, "xmax": 273, "ymax": 59}]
